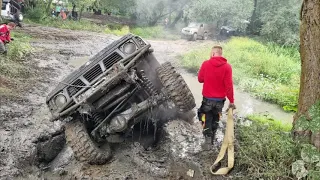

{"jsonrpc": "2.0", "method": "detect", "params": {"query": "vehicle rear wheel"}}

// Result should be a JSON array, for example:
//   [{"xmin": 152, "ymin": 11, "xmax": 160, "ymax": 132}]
[
  {"xmin": 156, "ymin": 62, "xmax": 196, "ymax": 112},
  {"xmin": 65, "ymin": 119, "xmax": 111, "ymax": 165},
  {"xmin": 192, "ymin": 33, "xmax": 197, "ymax": 41},
  {"xmin": 202, "ymin": 32, "xmax": 208, "ymax": 40}
]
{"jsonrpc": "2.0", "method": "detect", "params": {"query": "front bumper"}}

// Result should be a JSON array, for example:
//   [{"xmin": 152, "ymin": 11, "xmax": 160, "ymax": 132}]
[{"xmin": 181, "ymin": 33, "xmax": 193, "ymax": 39}]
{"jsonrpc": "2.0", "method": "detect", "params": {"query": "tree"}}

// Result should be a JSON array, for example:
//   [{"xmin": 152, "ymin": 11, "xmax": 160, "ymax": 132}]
[
  {"xmin": 93, "ymin": 0, "xmax": 136, "ymax": 16},
  {"xmin": 70, "ymin": 0, "xmax": 95, "ymax": 20},
  {"xmin": 188, "ymin": 0, "xmax": 253, "ymax": 31},
  {"xmin": 293, "ymin": 0, "xmax": 320, "ymax": 149},
  {"xmin": 258, "ymin": 0, "xmax": 301, "ymax": 46}
]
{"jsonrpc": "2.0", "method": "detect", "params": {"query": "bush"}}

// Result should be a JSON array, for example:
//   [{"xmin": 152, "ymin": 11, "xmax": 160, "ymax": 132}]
[
  {"xmin": 25, "ymin": 6, "xmax": 47, "ymax": 22},
  {"xmin": 235, "ymin": 115, "xmax": 300, "ymax": 179},
  {"xmin": 105, "ymin": 25, "xmax": 130, "ymax": 36},
  {"xmin": 0, "ymin": 32, "xmax": 33, "ymax": 98},
  {"xmin": 235, "ymin": 112, "xmax": 320, "ymax": 179},
  {"xmin": 180, "ymin": 37, "xmax": 300, "ymax": 112},
  {"xmin": 0, "ymin": 32, "xmax": 33, "ymax": 78}
]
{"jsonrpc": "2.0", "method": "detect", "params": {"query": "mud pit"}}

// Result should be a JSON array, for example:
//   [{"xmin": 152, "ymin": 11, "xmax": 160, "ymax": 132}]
[{"xmin": 0, "ymin": 24, "xmax": 293, "ymax": 180}]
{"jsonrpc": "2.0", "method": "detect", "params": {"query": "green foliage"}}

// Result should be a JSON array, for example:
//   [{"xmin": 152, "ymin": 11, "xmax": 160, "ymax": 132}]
[
  {"xmin": 295, "ymin": 101, "xmax": 320, "ymax": 133},
  {"xmin": 104, "ymin": 25, "xmax": 130, "ymax": 36},
  {"xmin": 131, "ymin": 26, "xmax": 179, "ymax": 39},
  {"xmin": 26, "ymin": 18, "xmax": 179, "ymax": 39},
  {"xmin": 180, "ymin": 37, "xmax": 300, "ymax": 112},
  {"xmin": 134, "ymin": 0, "xmax": 191, "ymax": 25},
  {"xmin": 6, "ymin": 32, "xmax": 33, "ymax": 60},
  {"xmin": 0, "ymin": 32, "xmax": 33, "ymax": 93},
  {"xmin": 236, "ymin": 115, "xmax": 320, "ymax": 179},
  {"xmin": 25, "ymin": 18, "xmax": 105, "ymax": 32},
  {"xmin": 235, "ymin": 118, "xmax": 300, "ymax": 179},
  {"xmin": 188, "ymin": 0, "xmax": 253, "ymax": 31},
  {"xmin": 258, "ymin": 0, "xmax": 301, "ymax": 46},
  {"xmin": 246, "ymin": 114, "xmax": 292, "ymax": 132},
  {"xmin": 292, "ymin": 144, "xmax": 320, "ymax": 179},
  {"xmin": 70, "ymin": 0, "xmax": 95, "ymax": 10},
  {"xmin": 94, "ymin": 0, "xmax": 136, "ymax": 16},
  {"xmin": 25, "ymin": 5, "xmax": 48, "ymax": 22}
]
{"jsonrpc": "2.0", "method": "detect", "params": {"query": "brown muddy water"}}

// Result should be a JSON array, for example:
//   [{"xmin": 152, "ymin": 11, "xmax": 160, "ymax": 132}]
[{"xmin": 0, "ymin": 24, "xmax": 293, "ymax": 180}]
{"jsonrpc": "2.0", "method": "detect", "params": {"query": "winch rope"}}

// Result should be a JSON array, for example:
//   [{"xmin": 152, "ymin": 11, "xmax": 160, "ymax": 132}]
[{"xmin": 210, "ymin": 108, "xmax": 235, "ymax": 175}]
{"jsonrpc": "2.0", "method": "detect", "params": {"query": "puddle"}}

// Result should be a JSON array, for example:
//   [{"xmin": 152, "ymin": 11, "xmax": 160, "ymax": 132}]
[
  {"xmin": 181, "ymin": 72, "xmax": 294, "ymax": 123},
  {"xmin": 68, "ymin": 56, "xmax": 91, "ymax": 68}
]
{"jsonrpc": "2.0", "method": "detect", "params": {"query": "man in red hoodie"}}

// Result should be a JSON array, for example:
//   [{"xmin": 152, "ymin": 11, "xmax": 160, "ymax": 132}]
[
  {"xmin": 198, "ymin": 45, "xmax": 236, "ymax": 143},
  {"xmin": 0, "ymin": 22, "xmax": 16, "ymax": 55}
]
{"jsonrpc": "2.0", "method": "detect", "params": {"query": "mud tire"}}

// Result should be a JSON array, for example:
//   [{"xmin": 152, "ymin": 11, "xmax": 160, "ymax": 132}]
[
  {"xmin": 157, "ymin": 62, "xmax": 196, "ymax": 112},
  {"xmin": 192, "ymin": 33, "xmax": 197, "ymax": 41},
  {"xmin": 202, "ymin": 32, "xmax": 208, "ymax": 40},
  {"xmin": 65, "ymin": 120, "xmax": 111, "ymax": 165}
]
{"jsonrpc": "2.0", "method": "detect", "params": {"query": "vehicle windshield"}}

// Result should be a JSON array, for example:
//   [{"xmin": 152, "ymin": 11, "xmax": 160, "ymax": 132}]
[{"xmin": 188, "ymin": 23, "xmax": 200, "ymax": 28}]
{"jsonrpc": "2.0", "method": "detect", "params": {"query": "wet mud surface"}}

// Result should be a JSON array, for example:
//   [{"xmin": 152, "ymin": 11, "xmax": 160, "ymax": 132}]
[{"xmin": 0, "ymin": 24, "xmax": 292, "ymax": 180}]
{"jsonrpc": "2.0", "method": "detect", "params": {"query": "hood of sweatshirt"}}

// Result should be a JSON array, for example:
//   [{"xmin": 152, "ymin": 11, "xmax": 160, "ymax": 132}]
[{"xmin": 209, "ymin": 56, "xmax": 227, "ymax": 67}]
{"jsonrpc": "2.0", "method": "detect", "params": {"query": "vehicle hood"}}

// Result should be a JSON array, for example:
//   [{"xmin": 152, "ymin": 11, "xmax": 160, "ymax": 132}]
[{"xmin": 182, "ymin": 27, "xmax": 198, "ymax": 32}]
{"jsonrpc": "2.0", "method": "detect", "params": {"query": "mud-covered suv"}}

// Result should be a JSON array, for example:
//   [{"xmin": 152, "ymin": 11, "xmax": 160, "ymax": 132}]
[
  {"xmin": 46, "ymin": 34, "xmax": 196, "ymax": 165},
  {"xmin": 181, "ymin": 22, "xmax": 210, "ymax": 41}
]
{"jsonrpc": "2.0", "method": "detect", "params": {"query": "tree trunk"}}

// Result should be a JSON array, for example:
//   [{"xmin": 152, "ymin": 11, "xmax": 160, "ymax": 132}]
[
  {"xmin": 79, "ymin": 5, "xmax": 84, "ymax": 21},
  {"xmin": 169, "ymin": 10, "xmax": 183, "ymax": 29},
  {"xmin": 0, "ymin": 0, "xmax": 2, "ymax": 22},
  {"xmin": 293, "ymin": 0, "xmax": 320, "ymax": 149},
  {"xmin": 248, "ymin": 0, "xmax": 258, "ymax": 34}
]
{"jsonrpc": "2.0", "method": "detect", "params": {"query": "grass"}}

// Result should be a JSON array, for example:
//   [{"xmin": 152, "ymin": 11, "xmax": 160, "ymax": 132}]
[
  {"xmin": 246, "ymin": 114, "xmax": 292, "ymax": 131},
  {"xmin": 235, "ymin": 115, "xmax": 299, "ymax": 179},
  {"xmin": 234, "ymin": 114, "xmax": 320, "ymax": 179},
  {"xmin": 25, "ymin": 17, "xmax": 179, "ymax": 40},
  {"xmin": 0, "ymin": 32, "xmax": 33, "ymax": 97},
  {"xmin": 180, "ymin": 37, "xmax": 300, "ymax": 112}
]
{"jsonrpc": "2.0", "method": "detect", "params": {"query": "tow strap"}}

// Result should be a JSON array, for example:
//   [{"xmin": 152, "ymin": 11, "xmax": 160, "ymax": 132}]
[{"xmin": 210, "ymin": 108, "xmax": 235, "ymax": 175}]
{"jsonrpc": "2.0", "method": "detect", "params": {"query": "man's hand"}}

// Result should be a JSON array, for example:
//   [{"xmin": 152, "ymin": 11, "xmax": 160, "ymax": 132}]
[{"xmin": 226, "ymin": 103, "xmax": 236, "ymax": 112}]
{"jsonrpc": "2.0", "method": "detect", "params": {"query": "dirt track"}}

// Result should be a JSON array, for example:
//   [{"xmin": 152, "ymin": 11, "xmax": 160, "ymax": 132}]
[{"xmin": 0, "ymin": 24, "xmax": 292, "ymax": 180}]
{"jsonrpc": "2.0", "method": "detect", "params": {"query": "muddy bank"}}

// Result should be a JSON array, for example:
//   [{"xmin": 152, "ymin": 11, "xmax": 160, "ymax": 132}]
[
  {"xmin": 0, "ymin": 24, "xmax": 293, "ymax": 179},
  {"xmin": 0, "ymin": 24, "xmax": 118, "ymax": 179}
]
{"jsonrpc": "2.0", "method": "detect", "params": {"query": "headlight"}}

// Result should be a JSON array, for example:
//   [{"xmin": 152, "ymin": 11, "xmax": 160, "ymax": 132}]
[
  {"xmin": 55, "ymin": 94, "xmax": 67, "ymax": 107},
  {"xmin": 18, "ymin": 14, "xmax": 23, "ymax": 21},
  {"xmin": 121, "ymin": 41, "xmax": 137, "ymax": 54}
]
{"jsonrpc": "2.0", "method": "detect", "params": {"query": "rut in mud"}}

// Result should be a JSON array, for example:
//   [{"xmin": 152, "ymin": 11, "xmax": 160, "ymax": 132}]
[{"xmin": 0, "ymin": 24, "xmax": 293, "ymax": 180}]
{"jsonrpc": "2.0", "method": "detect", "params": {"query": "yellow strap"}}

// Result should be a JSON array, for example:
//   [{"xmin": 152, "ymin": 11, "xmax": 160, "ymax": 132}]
[{"xmin": 210, "ymin": 108, "xmax": 234, "ymax": 175}]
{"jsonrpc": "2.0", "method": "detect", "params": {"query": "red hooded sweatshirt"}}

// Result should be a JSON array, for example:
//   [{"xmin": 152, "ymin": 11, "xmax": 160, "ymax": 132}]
[
  {"xmin": 198, "ymin": 56, "xmax": 234, "ymax": 103},
  {"xmin": 0, "ymin": 24, "xmax": 11, "ymax": 43}
]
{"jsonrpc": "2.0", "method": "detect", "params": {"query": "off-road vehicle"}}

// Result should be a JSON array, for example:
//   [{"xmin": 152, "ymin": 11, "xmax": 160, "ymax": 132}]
[
  {"xmin": 46, "ymin": 34, "xmax": 196, "ymax": 165},
  {"xmin": 181, "ymin": 22, "xmax": 211, "ymax": 41},
  {"xmin": 1, "ymin": 0, "xmax": 23, "ymax": 26}
]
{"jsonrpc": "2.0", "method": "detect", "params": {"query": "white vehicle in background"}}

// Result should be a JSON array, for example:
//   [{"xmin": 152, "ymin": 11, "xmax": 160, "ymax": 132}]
[
  {"xmin": 180, "ymin": 22, "xmax": 214, "ymax": 41},
  {"xmin": 1, "ymin": 0, "xmax": 23, "ymax": 26}
]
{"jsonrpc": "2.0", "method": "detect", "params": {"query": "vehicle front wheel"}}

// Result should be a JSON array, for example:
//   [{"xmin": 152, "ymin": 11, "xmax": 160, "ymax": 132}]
[
  {"xmin": 65, "ymin": 119, "xmax": 112, "ymax": 165},
  {"xmin": 191, "ymin": 33, "xmax": 197, "ymax": 41},
  {"xmin": 156, "ymin": 62, "xmax": 196, "ymax": 113}
]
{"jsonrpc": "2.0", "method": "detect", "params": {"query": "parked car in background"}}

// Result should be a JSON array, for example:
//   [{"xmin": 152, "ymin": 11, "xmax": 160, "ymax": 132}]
[
  {"xmin": 1, "ymin": 0, "xmax": 23, "ymax": 26},
  {"xmin": 181, "ymin": 22, "xmax": 212, "ymax": 41}
]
